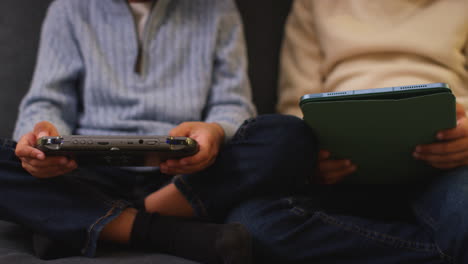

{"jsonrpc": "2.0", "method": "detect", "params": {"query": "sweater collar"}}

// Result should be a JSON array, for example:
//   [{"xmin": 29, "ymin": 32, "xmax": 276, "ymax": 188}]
[{"xmin": 108, "ymin": 0, "xmax": 170, "ymax": 15}]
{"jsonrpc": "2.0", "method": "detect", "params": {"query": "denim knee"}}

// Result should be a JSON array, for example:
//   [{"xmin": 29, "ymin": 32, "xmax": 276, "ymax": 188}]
[
  {"xmin": 239, "ymin": 114, "xmax": 318, "ymax": 186},
  {"xmin": 413, "ymin": 166, "xmax": 468, "ymax": 263},
  {"xmin": 234, "ymin": 114, "xmax": 314, "ymax": 141},
  {"xmin": 233, "ymin": 114, "xmax": 318, "ymax": 171}
]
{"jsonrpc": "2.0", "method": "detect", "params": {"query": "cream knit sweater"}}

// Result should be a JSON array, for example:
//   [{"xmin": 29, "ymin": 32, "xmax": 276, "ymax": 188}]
[{"xmin": 278, "ymin": 0, "xmax": 468, "ymax": 117}]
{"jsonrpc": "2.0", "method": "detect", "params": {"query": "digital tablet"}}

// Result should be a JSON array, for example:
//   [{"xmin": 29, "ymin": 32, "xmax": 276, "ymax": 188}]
[
  {"xmin": 36, "ymin": 135, "xmax": 199, "ymax": 166},
  {"xmin": 300, "ymin": 83, "xmax": 456, "ymax": 184},
  {"xmin": 300, "ymin": 83, "xmax": 451, "ymax": 103}
]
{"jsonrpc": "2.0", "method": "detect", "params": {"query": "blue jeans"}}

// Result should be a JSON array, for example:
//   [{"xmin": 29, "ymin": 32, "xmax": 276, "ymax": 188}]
[
  {"xmin": 0, "ymin": 114, "xmax": 317, "ymax": 258},
  {"xmin": 226, "ymin": 168, "xmax": 468, "ymax": 264}
]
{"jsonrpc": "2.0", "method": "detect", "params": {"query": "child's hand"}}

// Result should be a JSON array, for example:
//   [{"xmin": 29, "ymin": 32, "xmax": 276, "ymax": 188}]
[
  {"xmin": 314, "ymin": 150, "xmax": 356, "ymax": 184},
  {"xmin": 159, "ymin": 122, "xmax": 225, "ymax": 175},
  {"xmin": 413, "ymin": 103, "xmax": 468, "ymax": 169},
  {"xmin": 15, "ymin": 121, "xmax": 77, "ymax": 178}
]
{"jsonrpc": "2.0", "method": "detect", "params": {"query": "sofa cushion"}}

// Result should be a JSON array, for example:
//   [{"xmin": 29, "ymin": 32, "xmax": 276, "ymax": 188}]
[{"xmin": 0, "ymin": 0, "xmax": 50, "ymax": 138}]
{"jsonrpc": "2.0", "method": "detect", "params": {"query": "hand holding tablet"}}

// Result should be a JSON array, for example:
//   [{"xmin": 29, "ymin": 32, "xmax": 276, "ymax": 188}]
[{"xmin": 300, "ymin": 83, "xmax": 456, "ymax": 184}]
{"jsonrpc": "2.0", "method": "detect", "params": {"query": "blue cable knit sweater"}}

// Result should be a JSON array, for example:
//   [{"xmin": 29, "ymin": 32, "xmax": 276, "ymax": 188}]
[{"xmin": 13, "ymin": 0, "xmax": 256, "ymax": 141}]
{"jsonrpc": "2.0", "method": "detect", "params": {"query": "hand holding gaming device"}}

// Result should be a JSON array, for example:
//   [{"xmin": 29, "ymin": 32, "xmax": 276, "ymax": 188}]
[{"xmin": 36, "ymin": 135, "xmax": 199, "ymax": 166}]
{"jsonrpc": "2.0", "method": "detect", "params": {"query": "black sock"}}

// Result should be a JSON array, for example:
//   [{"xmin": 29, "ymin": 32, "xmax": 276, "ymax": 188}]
[{"xmin": 130, "ymin": 211, "xmax": 252, "ymax": 264}]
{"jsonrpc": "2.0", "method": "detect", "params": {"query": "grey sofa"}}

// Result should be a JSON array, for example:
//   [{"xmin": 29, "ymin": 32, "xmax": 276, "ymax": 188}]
[{"xmin": 0, "ymin": 0, "xmax": 292, "ymax": 263}]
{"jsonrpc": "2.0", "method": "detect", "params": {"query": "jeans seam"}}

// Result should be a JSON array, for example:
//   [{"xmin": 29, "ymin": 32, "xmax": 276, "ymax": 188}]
[
  {"xmin": 314, "ymin": 211, "xmax": 440, "ymax": 253},
  {"xmin": 412, "ymin": 206, "xmax": 454, "ymax": 262},
  {"xmin": 82, "ymin": 200, "xmax": 129, "ymax": 256},
  {"xmin": 412, "ymin": 206, "xmax": 437, "ymax": 229},
  {"xmin": 172, "ymin": 175, "xmax": 209, "ymax": 218},
  {"xmin": 434, "ymin": 243, "xmax": 454, "ymax": 263},
  {"xmin": 290, "ymin": 206, "xmax": 307, "ymax": 217}
]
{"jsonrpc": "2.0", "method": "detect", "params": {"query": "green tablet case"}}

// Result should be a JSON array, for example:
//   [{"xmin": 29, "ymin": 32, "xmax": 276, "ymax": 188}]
[{"xmin": 300, "ymin": 86, "xmax": 456, "ymax": 184}]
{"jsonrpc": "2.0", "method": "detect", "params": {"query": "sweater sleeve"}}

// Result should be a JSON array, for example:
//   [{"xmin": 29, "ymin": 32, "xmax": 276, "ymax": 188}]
[
  {"xmin": 203, "ymin": 0, "xmax": 257, "ymax": 142},
  {"xmin": 13, "ymin": 0, "xmax": 83, "ymax": 141},
  {"xmin": 277, "ymin": 0, "xmax": 323, "ymax": 118}
]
